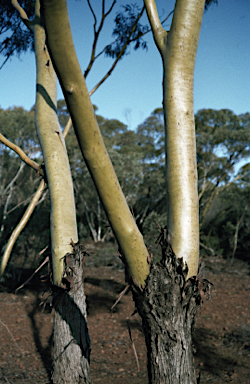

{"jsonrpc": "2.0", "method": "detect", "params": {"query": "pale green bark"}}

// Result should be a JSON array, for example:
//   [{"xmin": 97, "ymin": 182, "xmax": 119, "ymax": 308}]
[
  {"xmin": 145, "ymin": 0, "xmax": 204, "ymax": 278},
  {"xmin": 34, "ymin": 1, "xmax": 77, "ymax": 286},
  {"xmin": 41, "ymin": 0, "xmax": 150, "ymax": 287}
]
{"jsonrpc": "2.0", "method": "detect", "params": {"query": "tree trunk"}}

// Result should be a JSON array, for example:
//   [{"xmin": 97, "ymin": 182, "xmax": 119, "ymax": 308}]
[
  {"xmin": 144, "ymin": 0, "xmax": 205, "ymax": 279},
  {"xmin": 52, "ymin": 243, "xmax": 91, "ymax": 384},
  {"xmin": 132, "ymin": 232, "xmax": 209, "ymax": 384},
  {"xmin": 33, "ymin": 1, "xmax": 91, "ymax": 382}
]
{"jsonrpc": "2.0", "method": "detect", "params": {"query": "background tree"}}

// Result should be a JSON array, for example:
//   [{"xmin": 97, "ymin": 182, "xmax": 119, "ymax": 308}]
[
  {"xmin": 1, "ymin": 105, "xmax": 249, "ymax": 274},
  {"xmin": 196, "ymin": 109, "xmax": 250, "ymax": 217},
  {"xmin": 196, "ymin": 109, "xmax": 250, "ymax": 254}
]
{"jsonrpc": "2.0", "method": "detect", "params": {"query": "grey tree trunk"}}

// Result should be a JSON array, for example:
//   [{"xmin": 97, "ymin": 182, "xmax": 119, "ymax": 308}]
[
  {"xmin": 132, "ymin": 233, "xmax": 210, "ymax": 384},
  {"xmin": 52, "ymin": 243, "xmax": 91, "ymax": 384}
]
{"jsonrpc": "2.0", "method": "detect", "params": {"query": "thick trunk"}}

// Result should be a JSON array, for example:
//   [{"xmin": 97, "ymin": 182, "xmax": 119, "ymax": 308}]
[
  {"xmin": 132, "ymin": 233, "xmax": 210, "ymax": 384},
  {"xmin": 52, "ymin": 243, "xmax": 91, "ymax": 384}
]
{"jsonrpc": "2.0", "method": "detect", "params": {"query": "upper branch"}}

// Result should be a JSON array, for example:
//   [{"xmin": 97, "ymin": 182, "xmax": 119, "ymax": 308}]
[
  {"xmin": 86, "ymin": 0, "xmax": 97, "ymax": 29},
  {"xmin": 144, "ymin": 0, "xmax": 168, "ymax": 54},
  {"xmin": 89, "ymin": 4, "xmax": 145, "ymax": 95},
  {"xmin": 11, "ymin": 0, "xmax": 34, "ymax": 31},
  {"xmin": 85, "ymin": 0, "xmax": 116, "ymax": 78}
]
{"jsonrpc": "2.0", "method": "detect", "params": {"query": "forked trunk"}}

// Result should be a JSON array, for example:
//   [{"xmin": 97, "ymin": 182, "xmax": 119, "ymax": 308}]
[
  {"xmin": 52, "ymin": 243, "xmax": 91, "ymax": 384},
  {"xmin": 132, "ymin": 233, "xmax": 210, "ymax": 384}
]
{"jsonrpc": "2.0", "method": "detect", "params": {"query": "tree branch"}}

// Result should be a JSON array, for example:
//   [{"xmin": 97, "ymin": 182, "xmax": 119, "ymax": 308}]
[
  {"xmin": 86, "ymin": 0, "xmax": 97, "ymax": 28},
  {"xmin": 11, "ymin": 0, "xmax": 34, "ymax": 31},
  {"xmin": 89, "ymin": 5, "xmax": 145, "ymax": 96},
  {"xmin": 85, "ymin": 0, "xmax": 116, "ymax": 78},
  {"xmin": 0, "ymin": 179, "xmax": 46, "ymax": 277},
  {"xmin": 0, "ymin": 133, "xmax": 43, "ymax": 175},
  {"xmin": 144, "ymin": 0, "xmax": 168, "ymax": 53}
]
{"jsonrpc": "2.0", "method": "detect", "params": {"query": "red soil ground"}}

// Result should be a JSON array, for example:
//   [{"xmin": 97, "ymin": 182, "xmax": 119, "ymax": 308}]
[{"xmin": 0, "ymin": 256, "xmax": 250, "ymax": 383}]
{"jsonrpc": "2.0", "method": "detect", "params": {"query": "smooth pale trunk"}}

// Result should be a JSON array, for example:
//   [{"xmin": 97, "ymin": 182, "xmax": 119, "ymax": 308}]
[
  {"xmin": 34, "ymin": 6, "xmax": 77, "ymax": 285},
  {"xmin": 162, "ymin": 0, "xmax": 203, "ymax": 278}
]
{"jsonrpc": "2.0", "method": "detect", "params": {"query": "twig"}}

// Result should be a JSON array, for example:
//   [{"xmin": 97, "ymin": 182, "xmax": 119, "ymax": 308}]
[
  {"xmin": 14, "ymin": 254, "xmax": 49, "ymax": 293},
  {"xmin": 5, "ymin": 183, "xmax": 47, "ymax": 216},
  {"xmin": 127, "ymin": 316, "xmax": 140, "ymax": 372},
  {"xmin": 85, "ymin": 0, "xmax": 116, "ymax": 78},
  {"xmin": 199, "ymin": 241, "xmax": 215, "ymax": 256},
  {"xmin": 1, "ymin": 161, "xmax": 26, "ymax": 198},
  {"xmin": 111, "ymin": 284, "xmax": 130, "ymax": 312},
  {"xmin": 0, "ymin": 319, "xmax": 25, "ymax": 356}
]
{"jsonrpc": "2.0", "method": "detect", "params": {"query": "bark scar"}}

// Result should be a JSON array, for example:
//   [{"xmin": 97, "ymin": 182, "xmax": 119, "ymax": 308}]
[{"xmin": 55, "ymin": 130, "xmax": 65, "ymax": 149}]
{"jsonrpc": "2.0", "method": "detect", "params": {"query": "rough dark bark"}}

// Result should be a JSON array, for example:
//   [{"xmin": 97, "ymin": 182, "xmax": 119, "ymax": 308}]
[
  {"xmin": 132, "ymin": 230, "xmax": 211, "ymax": 384},
  {"xmin": 52, "ymin": 243, "xmax": 91, "ymax": 384}
]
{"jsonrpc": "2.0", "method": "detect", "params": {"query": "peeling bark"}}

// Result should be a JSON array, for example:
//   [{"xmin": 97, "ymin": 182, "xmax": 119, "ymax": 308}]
[
  {"xmin": 52, "ymin": 243, "xmax": 91, "ymax": 384},
  {"xmin": 132, "ymin": 232, "xmax": 211, "ymax": 384}
]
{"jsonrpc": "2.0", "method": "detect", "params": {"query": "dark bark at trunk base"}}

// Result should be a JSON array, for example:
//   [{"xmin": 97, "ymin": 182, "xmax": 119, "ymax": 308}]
[
  {"xmin": 132, "ymin": 234, "xmax": 211, "ymax": 384},
  {"xmin": 52, "ymin": 243, "xmax": 91, "ymax": 384}
]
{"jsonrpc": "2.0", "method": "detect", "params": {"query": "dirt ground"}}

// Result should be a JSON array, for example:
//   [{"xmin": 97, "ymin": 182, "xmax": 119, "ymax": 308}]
[{"xmin": 0, "ymin": 255, "xmax": 250, "ymax": 384}]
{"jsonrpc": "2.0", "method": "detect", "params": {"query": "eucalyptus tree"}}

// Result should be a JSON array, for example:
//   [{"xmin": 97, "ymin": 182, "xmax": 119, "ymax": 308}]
[
  {"xmin": 0, "ymin": 0, "xmax": 217, "ymax": 383},
  {"xmin": 41, "ymin": 0, "xmax": 214, "ymax": 383}
]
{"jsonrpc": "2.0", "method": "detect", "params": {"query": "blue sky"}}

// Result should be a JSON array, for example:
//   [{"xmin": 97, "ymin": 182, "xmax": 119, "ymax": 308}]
[{"xmin": 0, "ymin": 0, "xmax": 249, "ymax": 130}]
